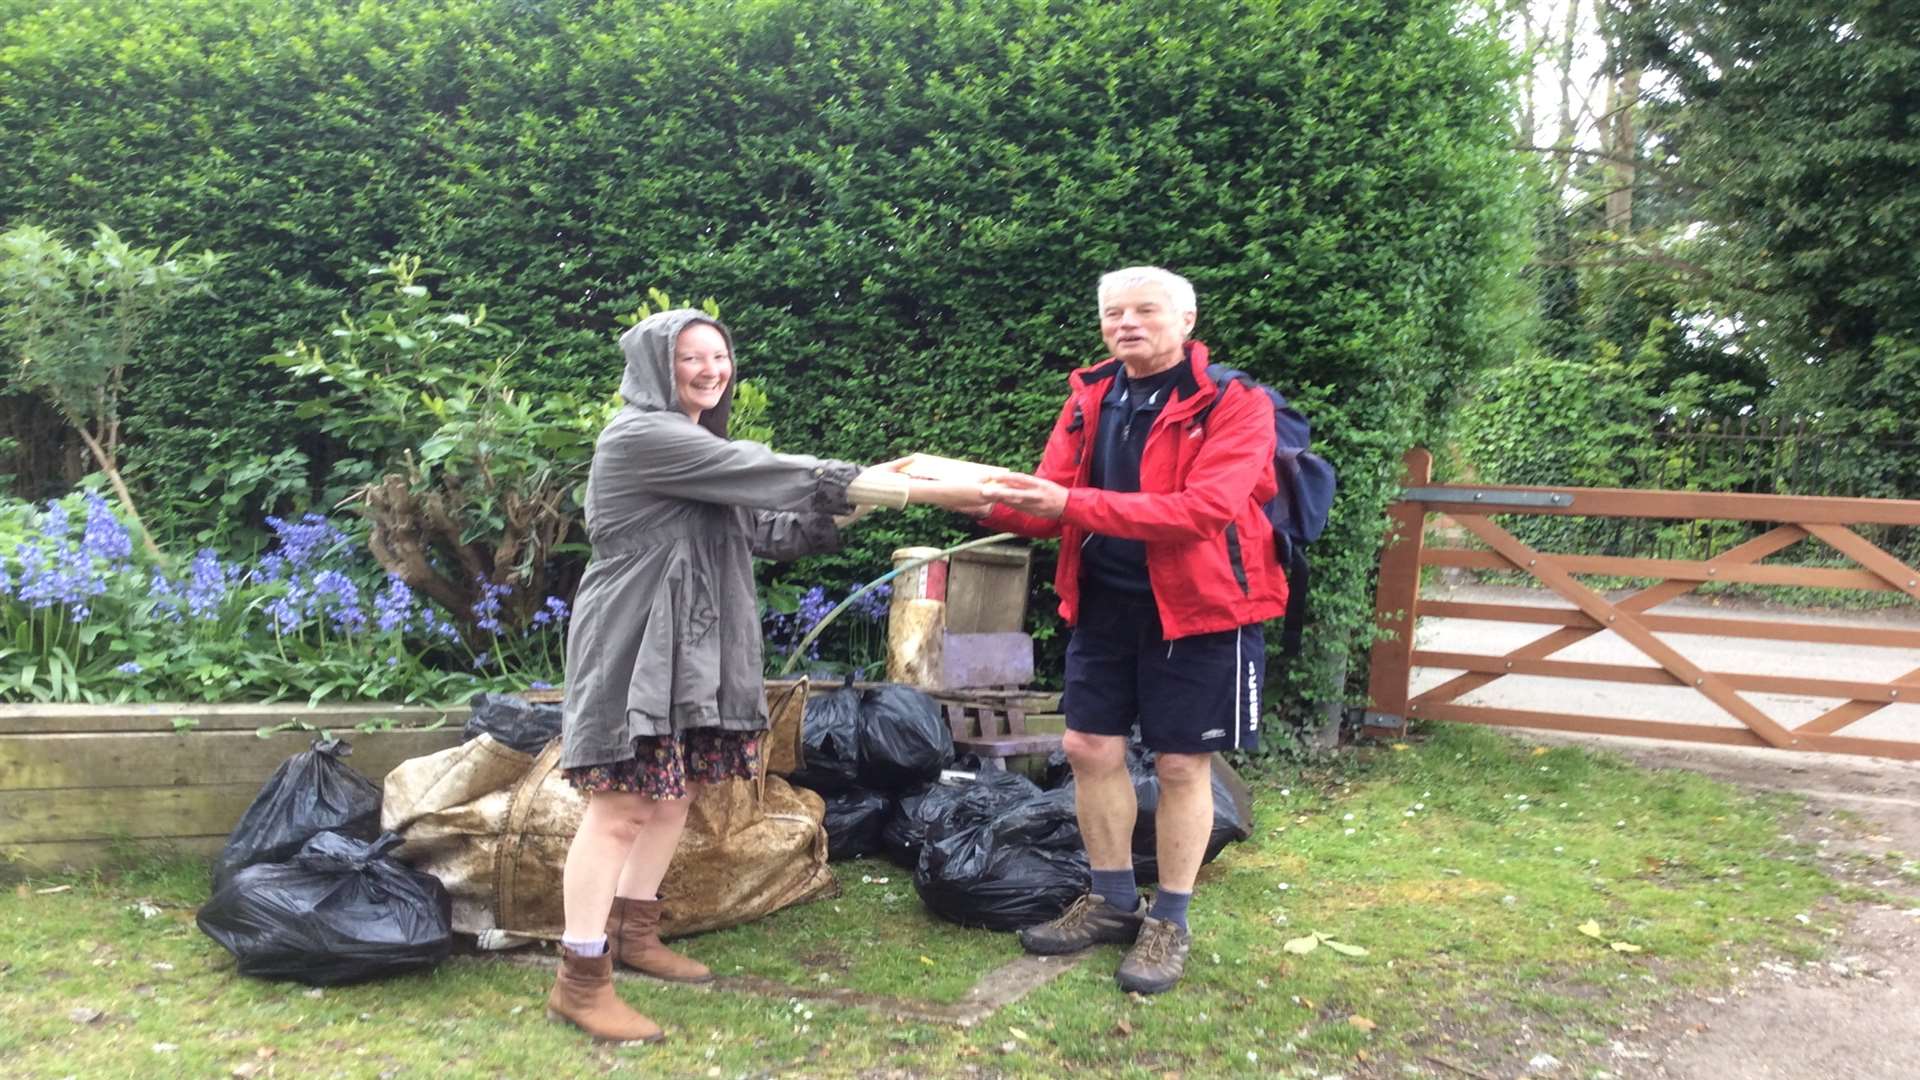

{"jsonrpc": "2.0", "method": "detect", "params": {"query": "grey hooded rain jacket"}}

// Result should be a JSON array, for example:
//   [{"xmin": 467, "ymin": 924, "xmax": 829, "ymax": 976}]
[{"xmin": 558, "ymin": 309, "xmax": 858, "ymax": 771}]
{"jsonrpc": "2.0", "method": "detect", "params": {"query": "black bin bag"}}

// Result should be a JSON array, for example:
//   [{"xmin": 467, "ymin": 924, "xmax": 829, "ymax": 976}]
[
  {"xmin": 197, "ymin": 831, "xmax": 453, "ymax": 986},
  {"xmin": 790, "ymin": 684, "xmax": 863, "ymax": 795},
  {"xmin": 879, "ymin": 767, "xmax": 1039, "ymax": 868},
  {"xmin": 822, "ymin": 788, "xmax": 892, "ymax": 861},
  {"xmin": 212, "ymin": 737, "xmax": 381, "ymax": 895},
  {"xmin": 464, "ymin": 692, "xmax": 563, "ymax": 753},
  {"xmin": 914, "ymin": 788, "xmax": 1090, "ymax": 931},
  {"xmin": 1129, "ymin": 753, "xmax": 1255, "ymax": 883},
  {"xmin": 856, "ymin": 684, "xmax": 953, "ymax": 791}
]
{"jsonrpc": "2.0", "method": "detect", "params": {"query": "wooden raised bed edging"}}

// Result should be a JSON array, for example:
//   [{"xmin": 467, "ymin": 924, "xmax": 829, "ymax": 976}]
[{"xmin": 0, "ymin": 702, "xmax": 467, "ymax": 878}]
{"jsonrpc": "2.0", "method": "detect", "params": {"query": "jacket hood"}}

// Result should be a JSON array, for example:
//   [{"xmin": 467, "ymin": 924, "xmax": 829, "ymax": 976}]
[{"xmin": 617, "ymin": 308, "xmax": 735, "ymax": 439}]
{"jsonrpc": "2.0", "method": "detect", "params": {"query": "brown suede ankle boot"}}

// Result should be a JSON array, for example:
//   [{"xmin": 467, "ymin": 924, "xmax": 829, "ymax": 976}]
[
  {"xmin": 608, "ymin": 896, "xmax": 713, "ymax": 984},
  {"xmin": 545, "ymin": 946, "xmax": 664, "ymax": 1044}
]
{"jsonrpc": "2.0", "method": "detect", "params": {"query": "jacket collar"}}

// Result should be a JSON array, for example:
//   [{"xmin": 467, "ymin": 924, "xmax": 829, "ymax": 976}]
[{"xmin": 1071, "ymin": 341, "xmax": 1213, "ymax": 421}]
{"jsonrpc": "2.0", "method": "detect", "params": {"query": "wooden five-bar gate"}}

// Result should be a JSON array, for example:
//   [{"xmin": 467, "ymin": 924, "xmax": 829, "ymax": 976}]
[{"xmin": 1363, "ymin": 449, "xmax": 1920, "ymax": 760}]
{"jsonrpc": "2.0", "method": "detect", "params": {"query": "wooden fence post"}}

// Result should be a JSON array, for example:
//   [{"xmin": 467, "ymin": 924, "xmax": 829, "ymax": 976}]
[{"xmin": 1363, "ymin": 447, "xmax": 1431, "ymax": 737}]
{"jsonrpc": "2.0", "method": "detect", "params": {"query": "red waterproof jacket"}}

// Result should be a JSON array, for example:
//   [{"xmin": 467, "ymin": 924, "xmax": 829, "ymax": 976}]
[{"xmin": 980, "ymin": 341, "xmax": 1288, "ymax": 639}]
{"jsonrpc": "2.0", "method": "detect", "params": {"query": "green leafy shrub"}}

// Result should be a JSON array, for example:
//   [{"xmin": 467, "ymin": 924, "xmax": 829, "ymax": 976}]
[{"xmin": 0, "ymin": 0, "xmax": 1528, "ymax": 721}]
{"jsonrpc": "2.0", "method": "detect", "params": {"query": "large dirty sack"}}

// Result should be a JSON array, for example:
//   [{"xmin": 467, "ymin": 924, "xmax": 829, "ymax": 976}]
[
  {"xmin": 197, "ymin": 831, "xmax": 452, "ymax": 985},
  {"xmin": 381, "ymin": 679, "xmax": 832, "ymax": 939},
  {"xmin": 212, "ymin": 737, "xmax": 381, "ymax": 895}
]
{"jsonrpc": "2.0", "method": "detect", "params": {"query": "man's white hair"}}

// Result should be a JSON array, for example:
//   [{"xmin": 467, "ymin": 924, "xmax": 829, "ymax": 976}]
[{"xmin": 1098, "ymin": 265, "xmax": 1197, "ymax": 318}]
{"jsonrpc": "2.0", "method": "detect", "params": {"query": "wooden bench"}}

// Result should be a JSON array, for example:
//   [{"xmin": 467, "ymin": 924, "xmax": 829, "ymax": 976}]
[{"xmin": 934, "ymin": 688, "xmax": 1064, "ymax": 771}]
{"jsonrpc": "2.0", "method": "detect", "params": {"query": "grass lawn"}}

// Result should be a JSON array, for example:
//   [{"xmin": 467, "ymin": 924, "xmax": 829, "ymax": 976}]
[{"xmin": 0, "ymin": 724, "xmax": 1859, "ymax": 1079}]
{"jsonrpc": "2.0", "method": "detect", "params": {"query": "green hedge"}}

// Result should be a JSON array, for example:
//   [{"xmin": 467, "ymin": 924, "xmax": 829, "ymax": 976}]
[{"xmin": 0, "ymin": 0, "xmax": 1526, "ymax": 721}]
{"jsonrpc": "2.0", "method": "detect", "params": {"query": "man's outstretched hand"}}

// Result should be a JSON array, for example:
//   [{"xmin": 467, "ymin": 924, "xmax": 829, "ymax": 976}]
[{"xmin": 981, "ymin": 473, "xmax": 1068, "ymax": 520}]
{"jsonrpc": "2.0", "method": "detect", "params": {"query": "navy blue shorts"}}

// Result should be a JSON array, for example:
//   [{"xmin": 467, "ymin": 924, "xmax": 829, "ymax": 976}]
[{"xmin": 1062, "ymin": 586, "xmax": 1264, "ymax": 754}]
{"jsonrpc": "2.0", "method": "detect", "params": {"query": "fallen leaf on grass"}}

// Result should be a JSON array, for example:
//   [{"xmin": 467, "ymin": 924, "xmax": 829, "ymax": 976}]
[
  {"xmin": 1578, "ymin": 920, "xmax": 1604, "ymax": 939},
  {"xmin": 1532, "ymin": 746, "xmax": 1551, "ymax": 756},
  {"xmin": 1348, "ymin": 1015, "xmax": 1377, "ymax": 1032},
  {"xmin": 918, "ymin": 956, "xmax": 935, "ymax": 966},
  {"xmin": 1008, "ymin": 1027, "xmax": 1031, "ymax": 1043},
  {"xmin": 1611, "ymin": 941, "xmax": 1644, "ymax": 953},
  {"xmin": 68, "ymin": 1006, "xmax": 103, "ymax": 1024},
  {"xmin": 1283, "ymin": 935, "xmax": 1320, "ymax": 955},
  {"xmin": 1391, "ymin": 744, "xmax": 1410, "ymax": 751},
  {"xmin": 1325, "ymin": 940, "xmax": 1369, "ymax": 957},
  {"xmin": 1113, "ymin": 1019, "xmax": 1133, "ymax": 1037},
  {"xmin": 231, "ymin": 1064, "xmax": 263, "ymax": 1079},
  {"xmin": 36, "ymin": 885, "xmax": 72, "ymax": 895}
]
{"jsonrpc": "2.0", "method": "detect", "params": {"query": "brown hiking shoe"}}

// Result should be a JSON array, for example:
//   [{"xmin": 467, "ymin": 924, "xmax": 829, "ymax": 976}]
[
  {"xmin": 545, "ymin": 946, "xmax": 664, "ymax": 1044},
  {"xmin": 1018, "ymin": 892, "xmax": 1146, "ymax": 955},
  {"xmin": 608, "ymin": 896, "xmax": 713, "ymax": 984},
  {"xmin": 1115, "ymin": 916, "xmax": 1192, "ymax": 994}
]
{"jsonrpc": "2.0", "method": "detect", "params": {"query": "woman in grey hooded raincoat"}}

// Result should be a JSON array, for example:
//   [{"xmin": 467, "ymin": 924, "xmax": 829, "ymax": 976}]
[{"xmin": 545, "ymin": 309, "xmax": 977, "ymax": 1044}]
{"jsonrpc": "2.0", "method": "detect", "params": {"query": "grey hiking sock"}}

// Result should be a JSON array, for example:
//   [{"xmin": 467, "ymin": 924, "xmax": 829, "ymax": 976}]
[
  {"xmin": 1148, "ymin": 888, "xmax": 1191, "ymax": 932},
  {"xmin": 1090, "ymin": 867, "xmax": 1140, "ymax": 913}
]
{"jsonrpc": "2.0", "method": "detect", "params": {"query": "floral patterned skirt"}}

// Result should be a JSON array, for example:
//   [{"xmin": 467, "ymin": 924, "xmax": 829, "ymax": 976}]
[{"xmin": 562, "ymin": 728, "xmax": 761, "ymax": 800}]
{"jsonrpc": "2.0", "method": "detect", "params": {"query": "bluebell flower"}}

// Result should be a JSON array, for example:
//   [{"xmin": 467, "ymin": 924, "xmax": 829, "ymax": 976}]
[
  {"xmin": 472, "ymin": 651, "xmax": 492, "ymax": 669},
  {"xmin": 81, "ymin": 492, "xmax": 133, "ymax": 569},
  {"xmin": 530, "ymin": 680, "xmax": 555, "ymax": 690},
  {"xmin": 853, "ymin": 582, "xmax": 892, "ymax": 621},
  {"xmin": 264, "ymin": 593, "xmax": 302, "ymax": 635},
  {"xmin": 264, "ymin": 513, "xmax": 349, "ymax": 570},
  {"xmin": 185, "ymin": 549, "xmax": 233, "ymax": 620},
  {"xmin": 531, "ymin": 594, "xmax": 570, "ymax": 626},
  {"xmin": 373, "ymin": 575, "xmax": 415, "ymax": 633},
  {"xmin": 795, "ymin": 585, "xmax": 833, "ymax": 632},
  {"xmin": 310, "ymin": 569, "xmax": 367, "ymax": 634},
  {"xmin": 421, "ymin": 604, "xmax": 461, "ymax": 641},
  {"xmin": 386, "ymin": 656, "xmax": 400, "ymax": 667},
  {"xmin": 0, "ymin": 562, "xmax": 12, "ymax": 599},
  {"xmin": 253, "ymin": 552, "xmax": 289, "ymax": 583},
  {"xmin": 471, "ymin": 577, "xmax": 512, "ymax": 635},
  {"xmin": 116, "ymin": 661, "xmax": 142, "ymax": 675}
]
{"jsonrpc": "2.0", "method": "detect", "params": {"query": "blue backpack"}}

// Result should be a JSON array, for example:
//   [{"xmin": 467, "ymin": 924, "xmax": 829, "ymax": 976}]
[{"xmin": 1194, "ymin": 364, "xmax": 1337, "ymax": 656}]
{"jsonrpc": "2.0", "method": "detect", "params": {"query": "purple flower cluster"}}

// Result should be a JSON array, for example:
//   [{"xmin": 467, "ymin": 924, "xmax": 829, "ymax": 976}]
[
  {"xmin": 471, "ymin": 578, "xmax": 512, "ymax": 634},
  {"xmin": 2, "ymin": 495, "xmax": 133, "ymax": 622},
  {"xmin": 531, "ymin": 595, "xmax": 570, "ymax": 627},
  {"xmin": 763, "ymin": 582, "xmax": 891, "ymax": 663}
]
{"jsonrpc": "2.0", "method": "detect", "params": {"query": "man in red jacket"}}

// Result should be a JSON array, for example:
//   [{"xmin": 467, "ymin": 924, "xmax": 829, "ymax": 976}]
[{"xmin": 979, "ymin": 266, "xmax": 1286, "ymax": 994}]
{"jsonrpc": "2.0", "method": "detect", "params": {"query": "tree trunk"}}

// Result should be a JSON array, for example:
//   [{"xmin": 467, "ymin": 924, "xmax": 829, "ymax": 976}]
[{"xmin": 70, "ymin": 422, "xmax": 164, "ymax": 563}]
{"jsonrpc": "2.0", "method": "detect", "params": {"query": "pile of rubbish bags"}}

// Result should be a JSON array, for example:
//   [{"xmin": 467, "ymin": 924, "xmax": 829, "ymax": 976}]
[
  {"xmin": 197, "ymin": 738, "xmax": 453, "ymax": 985},
  {"xmin": 198, "ymin": 682, "xmax": 834, "ymax": 983},
  {"xmin": 196, "ymin": 679, "xmax": 1257, "ymax": 981},
  {"xmin": 794, "ymin": 684, "xmax": 1255, "ymax": 932}
]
